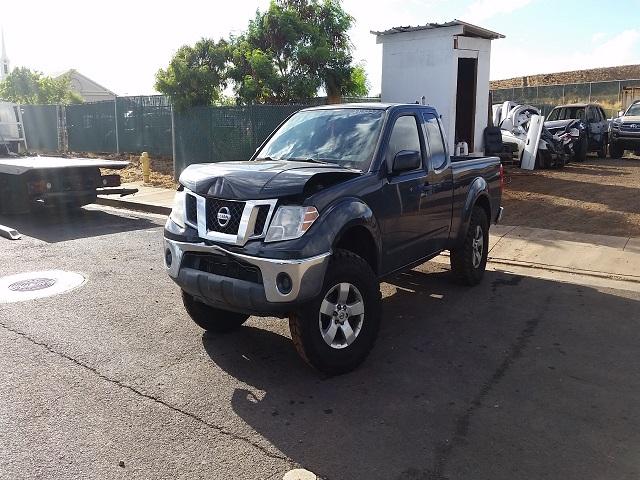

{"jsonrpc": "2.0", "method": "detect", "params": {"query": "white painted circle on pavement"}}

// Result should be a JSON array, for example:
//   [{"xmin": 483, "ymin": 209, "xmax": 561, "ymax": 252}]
[
  {"xmin": 283, "ymin": 469, "xmax": 317, "ymax": 480},
  {"xmin": 0, "ymin": 270, "xmax": 85, "ymax": 304}
]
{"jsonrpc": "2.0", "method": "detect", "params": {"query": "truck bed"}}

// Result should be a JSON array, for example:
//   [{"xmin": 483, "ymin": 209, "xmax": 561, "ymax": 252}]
[{"xmin": 0, "ymin": 156, "xmax": 129, "ymax": 175}]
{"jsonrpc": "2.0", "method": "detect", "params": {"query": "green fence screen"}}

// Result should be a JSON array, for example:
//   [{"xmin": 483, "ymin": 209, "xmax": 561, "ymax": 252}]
[
  {"xmin": 173, "ymin": 104, "xmax": 310, "ymax": 175},
  {"xmin": 21, "ymin": 104, "xmax": 59, "ymax": 152},
  {"xmin": 66, "ymin": 101, "xmax": 117, "ymax": 153},
  {"xmin": 116, "ymin": 96, "xmax": 172, "ymax": 156}
]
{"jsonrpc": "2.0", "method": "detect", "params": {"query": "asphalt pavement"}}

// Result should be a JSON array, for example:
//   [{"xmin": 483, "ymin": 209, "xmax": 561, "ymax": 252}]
[{"xmin": 1, "ymin": 205, "xmax": 639, "ymax": 480}]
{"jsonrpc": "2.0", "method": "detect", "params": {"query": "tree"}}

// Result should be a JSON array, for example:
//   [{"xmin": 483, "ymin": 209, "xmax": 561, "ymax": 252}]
[
  {"xmin": 156, "ymin": 0, "xmax": 368, "ymax": 107},
  {"xmin": 229, "ymin": 0, "xmax": 368, "ymax": 104},
  {"xmin": 155, "ymin": 38, "xmax": 230, "ymax": 111},
  {"xmin": 0, "ymin": 67, "xmax": 82, "ymax": 104}
]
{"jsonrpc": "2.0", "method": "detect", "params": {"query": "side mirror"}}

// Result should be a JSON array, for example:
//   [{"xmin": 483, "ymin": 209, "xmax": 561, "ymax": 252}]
[
  {"xmin": 618, "ymin": 110, "xmax": 625, "ymax": 118},
  {"xmin": 392, "ymin": 150, "xmax": 421, "ymax": 173}
]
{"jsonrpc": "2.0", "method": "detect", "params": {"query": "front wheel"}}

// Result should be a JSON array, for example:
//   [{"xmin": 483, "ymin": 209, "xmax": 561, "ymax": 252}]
[
  {"xmin": 182, "ymin": 291, "xmax": 249, "ymax": 333},
  {"xmin": 609, "ymin": 142, "xmax": 624, "ymax": 159},
  {"xmin": 450, "ymin": 206, "xmax": 489, "ymax": 286},
  {"xmin": 574, "ymin": 135, "xmax": 588, "ymax": 162},
  {"xmin": 597, "ymin": 136, "xmax": 607, "ymax": 158},
  {"xmin": 289, "ymin": 249, "xmax": 381, "ymax": 376}
]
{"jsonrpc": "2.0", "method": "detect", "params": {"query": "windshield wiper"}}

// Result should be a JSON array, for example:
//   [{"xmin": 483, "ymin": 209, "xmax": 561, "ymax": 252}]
[
  {"xmin": 255, "ymin": 156, "xmax": 280, "ymax": 161},
  {"xmin": 286, "ymin": 157, "xmax": 337, "ymax": 165}
]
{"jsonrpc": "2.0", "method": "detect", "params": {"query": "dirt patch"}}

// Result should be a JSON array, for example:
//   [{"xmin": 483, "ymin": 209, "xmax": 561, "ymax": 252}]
[
  {"xmin": 88, "ymin": 152, "xmax": 177, "ymax": 189},
  {"xmin": 502, "ymin": 155, "xmax": 640, "ymax": 237}
]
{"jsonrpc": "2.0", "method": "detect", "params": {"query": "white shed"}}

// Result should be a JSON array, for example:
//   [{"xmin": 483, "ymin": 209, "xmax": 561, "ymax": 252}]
[{"xmin": 372, "ymin": 20, "xmax": 504, "ymax": 154}]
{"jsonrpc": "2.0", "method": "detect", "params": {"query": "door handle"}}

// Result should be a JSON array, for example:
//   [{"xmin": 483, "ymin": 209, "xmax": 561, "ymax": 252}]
[{"xmin": 421, "ymin": 184, "xmax": 434, "ymax": 196}]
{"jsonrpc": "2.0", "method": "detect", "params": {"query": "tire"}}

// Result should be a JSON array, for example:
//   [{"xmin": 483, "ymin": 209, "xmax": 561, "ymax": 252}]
[
  {"xmin": 609, "ymin": 142, "xmax": 624, "ymax": 159},
  {"xmin": 597, "ymin": 136, "xmax": 607, "ymax": 158},
  {"xmin": 574, "ymin": 135, "xmax": 588, "ymax": 162},
  {"xmin": 289, "ymin": 249, "xmax": 381, "ymax": 376},
  {"xmin": 182, "ymin": 290, "xmax": 249, "ymax": 333},
  {"xmin": 450, "ymin": 206, "xmax": 489, "ymax": 286}
]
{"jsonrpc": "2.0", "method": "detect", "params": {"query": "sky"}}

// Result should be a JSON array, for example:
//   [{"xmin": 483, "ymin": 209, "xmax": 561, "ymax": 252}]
[{"xmin": 2, "ymin": 0, "xmax": 640, "ymax": 96}]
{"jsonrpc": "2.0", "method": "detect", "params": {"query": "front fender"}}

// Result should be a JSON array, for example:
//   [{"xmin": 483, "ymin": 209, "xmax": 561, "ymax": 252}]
[
  {"xmin": 319, "ymin": 196, "xmax": 382, "ymax": 256},
  {"xmin": 454, "ymin": 177, "xmax": 490, "ymax": 247}
]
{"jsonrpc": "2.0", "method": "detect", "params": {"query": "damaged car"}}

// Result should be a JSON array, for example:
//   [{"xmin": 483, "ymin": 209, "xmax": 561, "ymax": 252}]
[
  {"xmin": 544, "ymin": 103, "xmax": 608, "ymax": 161},
  {"xmin": 492, "ymin": 101, "xmax": 570, "ymax": 169}
]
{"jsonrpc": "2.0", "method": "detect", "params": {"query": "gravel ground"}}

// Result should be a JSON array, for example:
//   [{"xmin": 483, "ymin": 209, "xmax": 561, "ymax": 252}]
[{"xmin": 502, "ymin": 156, "xmax": 640, "ymax": 237}]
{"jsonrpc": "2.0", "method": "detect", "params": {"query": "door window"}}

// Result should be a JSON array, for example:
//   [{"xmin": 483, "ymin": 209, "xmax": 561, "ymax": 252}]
[
  {"xmin": 586, "ymin": 107, "xmax": 597, "ymax": 122},
  {"xmin": 423, "ymin": 113, "xmax": 447, "ymax": 170},
  {"xmin": 387, "ymin": 115, "xmax": 422, "ymax": 166}
]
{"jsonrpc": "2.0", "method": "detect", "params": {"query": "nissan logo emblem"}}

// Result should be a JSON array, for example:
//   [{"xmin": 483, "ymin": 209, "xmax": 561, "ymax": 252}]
[{"xmin": 217, "ymin": 207, "xmax": 231, "ymax": 227}]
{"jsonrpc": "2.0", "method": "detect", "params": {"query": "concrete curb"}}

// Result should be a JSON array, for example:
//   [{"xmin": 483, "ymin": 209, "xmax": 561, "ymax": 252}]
[
  {"xmin": 95, "ymin": 197, "xmax": 171, "ymax": 216},
  {"xmin": 437, "ymin": 251, "xmax": 640, "ymax": 285}
]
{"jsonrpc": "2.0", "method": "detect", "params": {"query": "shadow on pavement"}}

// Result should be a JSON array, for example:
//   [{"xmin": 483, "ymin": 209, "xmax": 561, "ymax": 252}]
[
  {"xmin": 0, "ymin": 205, "xmax": 160, "ymax": 243},
  {"xmin": 202, "ymin": 266, "xmax": 640, "ymax": 480}
]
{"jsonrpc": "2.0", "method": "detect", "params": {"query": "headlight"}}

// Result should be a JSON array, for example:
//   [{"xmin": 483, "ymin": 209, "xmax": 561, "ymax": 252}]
[
  {"xmin": 169, "ymin": 190, "xmax": 186, "ymax": 228},
  {"xmin": 265, "ymin": 206, "xmax": 319, "ymax": 242},
  {"xmin": 611, "ymin": 121, "xmax": 620, "ymax": 130}
]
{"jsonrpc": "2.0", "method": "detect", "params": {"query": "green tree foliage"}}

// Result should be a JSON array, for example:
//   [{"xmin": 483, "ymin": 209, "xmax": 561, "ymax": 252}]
[
  {"xmin": 0, "ymin": 67, "xmax": 83, "ymax": 104},
  {"xmin": 155, "ymin": 38, "xmax": 230, "ymax": 111},
  {"xmin": 156, "ymin": 0, "xmax": 368, "ymax": 107}
]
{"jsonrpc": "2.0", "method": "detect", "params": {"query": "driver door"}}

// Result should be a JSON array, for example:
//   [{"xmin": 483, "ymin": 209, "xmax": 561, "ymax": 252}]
[{"xmin": 378, "ymin": 112, "xmax": 432, "ymax": 273}]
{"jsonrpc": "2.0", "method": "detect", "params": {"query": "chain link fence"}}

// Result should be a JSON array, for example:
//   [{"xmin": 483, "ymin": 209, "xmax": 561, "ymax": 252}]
[
  {"xmin": 17, "ymin": 95, "xmax": 381, "ymax": 176},
  {"xmin": 491, "ymin": 79, "xmax": 640, "ymax": 117}
]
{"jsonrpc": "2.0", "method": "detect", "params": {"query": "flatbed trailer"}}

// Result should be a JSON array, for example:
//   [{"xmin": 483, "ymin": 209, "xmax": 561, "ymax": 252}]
[{"xmin": 0, "ymin": 156, "xmax": 138, "ymax": 214}]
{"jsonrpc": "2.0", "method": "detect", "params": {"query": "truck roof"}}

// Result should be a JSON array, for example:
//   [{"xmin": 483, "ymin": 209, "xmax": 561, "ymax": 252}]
[{"xmin": 302, "ymin": 102, "xmax": 437, "ymax": 112}]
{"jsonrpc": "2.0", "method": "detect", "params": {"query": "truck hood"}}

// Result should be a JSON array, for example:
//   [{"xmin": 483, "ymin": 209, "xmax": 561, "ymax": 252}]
[
  {"xmin": 179, "ymin": 160, "xmax": 361, "ymax": 199},
  {"xmin": 543, "ymin": 119, "xmax": 582, "ymax": 131},
  {"xmin": 618, "ymin": 115, "xmax": 640, "ymax": 123}
]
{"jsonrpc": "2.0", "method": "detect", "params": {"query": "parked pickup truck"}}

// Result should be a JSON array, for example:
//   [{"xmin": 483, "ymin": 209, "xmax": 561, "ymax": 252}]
[
  {"xmin": 0, "ymin": 153, "xmax": 138, "ymax": 214},
  {"xmin": 164, "ymin": 104, "xmax": 504, "ymax": 375}
]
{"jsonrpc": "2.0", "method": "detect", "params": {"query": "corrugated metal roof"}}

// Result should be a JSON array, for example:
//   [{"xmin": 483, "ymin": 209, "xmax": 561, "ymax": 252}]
[{"xmin": 371, "ymin": 19, "xmax": 504, "ymax": 40}]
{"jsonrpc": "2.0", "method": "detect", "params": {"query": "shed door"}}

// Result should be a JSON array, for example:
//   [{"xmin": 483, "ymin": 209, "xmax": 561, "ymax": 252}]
[{"xmin": 455, "ymin": 58, "xmax": 477, "ymax": 151}]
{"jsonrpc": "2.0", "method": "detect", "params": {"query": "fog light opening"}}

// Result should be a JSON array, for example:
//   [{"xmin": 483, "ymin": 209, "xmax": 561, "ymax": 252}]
[
  {"xmin": 165, "ymin": 248, "xmax": 173, "ymax": 267},
  {"xmin": 276, "ymin": 272, "xmax": 293, "ymax": 295}
]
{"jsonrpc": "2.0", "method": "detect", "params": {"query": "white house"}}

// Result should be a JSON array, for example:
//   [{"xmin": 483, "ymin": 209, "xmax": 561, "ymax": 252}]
[
  {"xmin": 55, "ymin": 69, "xmax": 116, "ymax": 103},
  {"xmin": 372, "ymin": 20, "xmax": 504, "ymax": 154}
]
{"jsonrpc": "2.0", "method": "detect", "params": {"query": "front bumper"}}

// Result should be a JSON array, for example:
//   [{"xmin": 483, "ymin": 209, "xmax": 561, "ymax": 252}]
[
  {"xmin": 610, "ymin": 130, "xmax": 640, "ymax": 149},
  {"xmin": 164, "ymin": 237, "xmax": 330, "ymax": 315}
]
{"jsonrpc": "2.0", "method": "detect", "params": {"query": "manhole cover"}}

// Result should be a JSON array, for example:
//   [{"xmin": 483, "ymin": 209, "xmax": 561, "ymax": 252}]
[
  {"xmin": 0, "ymin": 271, "xmax": 85, "ymax": 304},
  {"xmin": 9, "ymin": 278, "xmax": 57, "ymax": 292}
]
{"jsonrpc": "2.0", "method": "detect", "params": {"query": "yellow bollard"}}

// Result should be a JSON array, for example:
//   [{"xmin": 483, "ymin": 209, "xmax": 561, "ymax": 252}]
[{"xmin": 140, "ymin": 152, "xmax": 150, "ymax": 184}]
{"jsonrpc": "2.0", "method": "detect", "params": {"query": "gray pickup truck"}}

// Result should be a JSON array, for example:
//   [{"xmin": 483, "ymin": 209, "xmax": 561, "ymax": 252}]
[{"xmin": 164, "ymin": 103, "xmax": 504, "ymax": 374}]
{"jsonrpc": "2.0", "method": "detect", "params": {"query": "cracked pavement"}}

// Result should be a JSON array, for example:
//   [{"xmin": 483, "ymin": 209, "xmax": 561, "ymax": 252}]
[{"xmin": 1, "ymin": 206, "xmax": 639, "ymax": 480}]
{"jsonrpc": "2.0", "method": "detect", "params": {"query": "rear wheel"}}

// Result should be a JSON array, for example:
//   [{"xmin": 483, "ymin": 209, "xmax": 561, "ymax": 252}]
[
  {"xmin": 450, "ymin": 206, "xmax": 489, "ymax": 286},
  {"xmin": 609, "ymin": 142, "xmax": 624, "ymax": 159},
  {"xmin": 289, "ymin": 249, "xmax": 381, "ymax": 376},
  {"xmin": 182, "ymin": 290, "xmax": 249, "ymax": 333}
]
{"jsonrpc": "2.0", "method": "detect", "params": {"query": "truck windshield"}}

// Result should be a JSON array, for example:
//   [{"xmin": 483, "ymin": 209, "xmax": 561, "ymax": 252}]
[
  {"xmin": 548, "ymin": 107, "xmax": 585, "ymax": 121},
  {"xmin": 626, "ymin": 104, "xmax": 640, "ymax": 116},
  {"xmin": 255, "ymin": 108, "xmax": 384, "ymax": 170}
]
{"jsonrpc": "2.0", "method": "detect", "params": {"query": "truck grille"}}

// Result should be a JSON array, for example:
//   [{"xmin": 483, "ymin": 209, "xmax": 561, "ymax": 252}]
[
  {"xmin": 185, "ymin": 193, "xmax": 197, "ymax": 225},
  {"xmin": 253, "ymin": 205, "xmax": 271, "ymax": 236},
  {"xmin": 620, "ymin": 123, "xmax": 640, "ymax": 131},
  {"xmin": 205, "ymin": 198, "xmax": 245, "ymax": 235},
  {"xmin": 182, "ymin": 253, "xmax": 262, "ymax": 284}
]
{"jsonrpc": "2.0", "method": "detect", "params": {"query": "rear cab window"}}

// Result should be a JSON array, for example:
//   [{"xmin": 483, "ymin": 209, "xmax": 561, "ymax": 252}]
[{"xmin": 422, "ymin": 113, "xmax": 448, "ymax": 170}]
